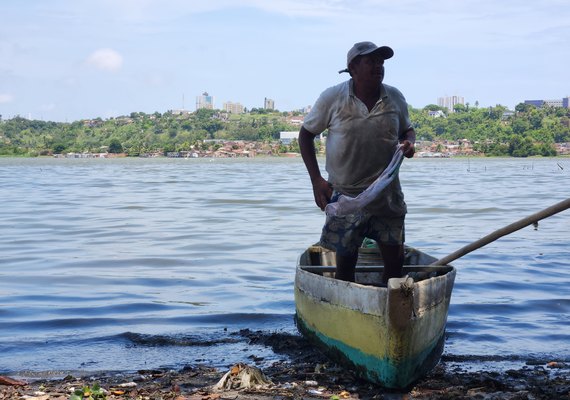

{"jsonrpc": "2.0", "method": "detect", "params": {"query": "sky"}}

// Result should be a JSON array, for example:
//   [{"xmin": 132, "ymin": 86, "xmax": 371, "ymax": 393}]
[{"xmin": 1, "ymin": 0, "xmax": 568, "ymax": 122}]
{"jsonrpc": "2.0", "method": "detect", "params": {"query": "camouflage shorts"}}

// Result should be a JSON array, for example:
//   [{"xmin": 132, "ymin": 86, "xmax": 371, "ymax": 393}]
[{"xmin": 319, "ymin": 194, "xmax": 405, "ymax": 256}]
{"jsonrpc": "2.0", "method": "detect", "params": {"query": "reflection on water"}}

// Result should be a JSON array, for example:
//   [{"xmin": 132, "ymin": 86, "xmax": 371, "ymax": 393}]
[{"xmin": 0, "ymin": 156, "xmax": 568, "ymax": 373}]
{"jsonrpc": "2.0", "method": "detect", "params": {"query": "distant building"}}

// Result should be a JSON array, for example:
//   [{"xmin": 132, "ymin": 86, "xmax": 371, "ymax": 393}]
[
  {"xmin": 264, "ymin": 97, "xmax": 275, "ymax": 110},
  {"xmin": 223, "ymin": 101, "xmax": 244, "ymax": 114},
  {"xmin": 502, "ymin": 110, "xmax": 515, "ymax": 120},
  {"xmin": 524, "ymin": 97, "xmax": 570, "ymax": 108},
  {"xmin": 544, "ymin": 99, "xmax": 564, "ymax": 108},
  {"xmin": 279, "ymin": 131, "xmax": 299, "ymax": 144},
  {"xmin": 196, "ymin": 92, "xmax": 214, "ymax": 110},
  {"xmin": 170, "ymin": 109, "xmax": 191, "ymax": 116},
  {"xmin": 438, "ymin": 95, "xmax": 464, "ymax": 113},
  {"xmin": 286, "ymin": 115, "xmax": 304, "ymax": 126},
  {"xmin": 524, "ymin": 100, "xmax": 544, "ymax": 108},
  {"xmin": 279, "ymin": 131, "xmax": 320, "ymax": 144},
  {"xmin": 428, "ymin": 110, "xmax": 446, "ymax": 118}
]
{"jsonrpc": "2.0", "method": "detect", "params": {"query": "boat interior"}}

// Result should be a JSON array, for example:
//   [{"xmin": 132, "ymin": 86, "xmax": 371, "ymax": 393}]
[{"xmin": 300, "ymin": 243, "xmax": 453, "ymax": 286}]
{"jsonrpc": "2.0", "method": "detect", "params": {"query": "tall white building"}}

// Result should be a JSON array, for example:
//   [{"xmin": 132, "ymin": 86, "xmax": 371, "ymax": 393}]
[
  {"xmin": 223, "ymin": 101, "xmax": 244, "ymax": 114},
  {"xmin": 196, "ymin": 92, "xmax": 214, "ymax": 110},
  {"xmin": 264, "ymin": 97, "xmax": 275, "ymax": 110},
  {"xmin": 438, "ymin": 95, "xmax": 464, "ymax": 112},
  {"xmin": 543, "ymin": 99, "xmax": 564, "ymax": 108}
]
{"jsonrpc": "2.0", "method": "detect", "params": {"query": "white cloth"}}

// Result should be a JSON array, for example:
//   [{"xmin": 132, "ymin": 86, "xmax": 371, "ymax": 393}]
[{"xmin": 325, "ymin": 146, "xmax": 404, "ymax": 217}]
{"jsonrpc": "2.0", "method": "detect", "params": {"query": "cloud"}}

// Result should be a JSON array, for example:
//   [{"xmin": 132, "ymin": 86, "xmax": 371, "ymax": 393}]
[
  {"xmin": 86, "ymin": 48, "xmax": 123, "ymax": 72},
  {"xmin": 0, "ymin": 93, "xmax": 14, "ymax": 103}
]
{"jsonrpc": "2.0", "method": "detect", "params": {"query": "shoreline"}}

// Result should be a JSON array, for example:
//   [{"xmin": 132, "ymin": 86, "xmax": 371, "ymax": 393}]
[{"xmin": 2, "ymin": 330, "xmax": 568, "ymax": 399}]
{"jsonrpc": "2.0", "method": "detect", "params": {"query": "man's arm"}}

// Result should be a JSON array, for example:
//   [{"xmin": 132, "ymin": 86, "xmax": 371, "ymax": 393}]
[{"xmin": 299, "ymin": 126, "xmax": 332, "ymax": 211}]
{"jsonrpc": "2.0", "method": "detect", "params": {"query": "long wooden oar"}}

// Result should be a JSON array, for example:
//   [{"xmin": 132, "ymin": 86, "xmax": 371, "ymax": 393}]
[{"xmin": 431, "ymin": 198, "xmax": 570, "ymax": 266}]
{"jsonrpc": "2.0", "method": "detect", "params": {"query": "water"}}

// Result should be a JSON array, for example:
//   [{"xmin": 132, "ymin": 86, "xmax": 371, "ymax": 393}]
[{"xmin": 0, "ymin": 156, "xmax": 569, "ymax": 375}]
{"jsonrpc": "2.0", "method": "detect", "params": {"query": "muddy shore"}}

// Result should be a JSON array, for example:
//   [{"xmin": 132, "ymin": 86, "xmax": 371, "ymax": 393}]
[{"xmin": 1, "ymin": 330, "xmax": 568, "ymax": 400}]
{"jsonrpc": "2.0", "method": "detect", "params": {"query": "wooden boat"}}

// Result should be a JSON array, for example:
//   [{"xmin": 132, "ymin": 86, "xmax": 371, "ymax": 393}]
[{"xmin": 294, "ymin": 243, "xmax": 456, "ymax": 389}]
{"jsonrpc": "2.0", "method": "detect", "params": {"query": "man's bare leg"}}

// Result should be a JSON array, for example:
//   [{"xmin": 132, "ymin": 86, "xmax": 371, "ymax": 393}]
[
  {"xmin": 380, "ymin": 244, "xmax": 404, "ymax": 284},
  {"xmin": 335, "ymin": 251, "xmax": 358, "ymax": 282}
]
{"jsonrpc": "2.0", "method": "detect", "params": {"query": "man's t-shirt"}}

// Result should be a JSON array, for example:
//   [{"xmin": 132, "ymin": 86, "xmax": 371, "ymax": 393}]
[{"xmin": 303, "ymin": 79, "xmax": 412, "ymax": 217}]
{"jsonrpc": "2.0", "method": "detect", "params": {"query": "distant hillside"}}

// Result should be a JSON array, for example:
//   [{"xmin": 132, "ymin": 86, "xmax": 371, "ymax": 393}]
[{"xmin": 1, "ymin": 103, "xmax": 569, "ymax": 157}]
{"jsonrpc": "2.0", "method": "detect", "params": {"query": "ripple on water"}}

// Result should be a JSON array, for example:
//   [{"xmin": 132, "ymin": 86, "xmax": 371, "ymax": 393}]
[{"xmin": 0, "ymin": 157, "xmax": 568, "ymax": 373}]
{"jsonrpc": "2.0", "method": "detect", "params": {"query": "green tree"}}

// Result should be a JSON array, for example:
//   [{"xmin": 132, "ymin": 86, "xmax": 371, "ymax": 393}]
[
  {"xmin": 511, "ymin": 118, "xmax": 530, "ymax": 135},
  {"xmin": 508, "ymin": 136, "xmax": 534, "ymax": 157},
  {"xmin": 453, "ymin": 104, "xmax": 467, "ymax": 113},
  {"xmin": 108, "ymin": 138, "xmax": 123, "ymax": 153},
  {"xmin": 288, "ymin": 138, "xmax": 300, "ymax": 153},
  {"xmin": 515, "ymin": 102, "xmax": 532, "ymax": 113}
]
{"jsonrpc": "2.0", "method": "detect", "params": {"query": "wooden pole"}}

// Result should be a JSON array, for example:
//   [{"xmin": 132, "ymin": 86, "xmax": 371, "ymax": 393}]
[{"xmin": 431, "ymin": 198, "xmax": 570, "ymax": 266}]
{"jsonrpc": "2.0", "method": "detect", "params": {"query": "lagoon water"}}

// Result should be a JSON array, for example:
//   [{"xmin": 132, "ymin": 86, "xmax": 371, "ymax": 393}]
[{"xmin": 0, "ymin": 156, "xmax": 569, "ymax": 375}]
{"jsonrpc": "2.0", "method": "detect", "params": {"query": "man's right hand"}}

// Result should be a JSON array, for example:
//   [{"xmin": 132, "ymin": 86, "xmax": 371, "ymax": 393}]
[{"xmin": 312, "ymin": 177, "xmax": 333, "ymax": 211}]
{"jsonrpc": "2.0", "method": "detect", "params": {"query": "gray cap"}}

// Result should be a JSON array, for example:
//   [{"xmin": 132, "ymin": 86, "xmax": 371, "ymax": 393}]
[{"xmin": 339, "ymin": 41, "xmax": 394, "ymax": 73}]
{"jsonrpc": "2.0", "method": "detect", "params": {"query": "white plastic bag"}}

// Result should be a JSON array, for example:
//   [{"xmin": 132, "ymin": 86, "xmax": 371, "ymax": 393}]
[{"xmin": 325, "ymin": 146, "xmax": 404, "ymax": 217}]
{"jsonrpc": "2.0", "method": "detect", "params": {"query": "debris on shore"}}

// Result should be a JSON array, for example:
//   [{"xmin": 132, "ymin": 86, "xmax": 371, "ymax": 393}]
[{"xmin": 1, "ymin": 330, "xmax": 568, "ymax": 399}]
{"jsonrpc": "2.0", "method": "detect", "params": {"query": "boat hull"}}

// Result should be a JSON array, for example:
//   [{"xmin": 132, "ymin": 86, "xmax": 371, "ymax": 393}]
[{"xmin": 294, "ymin": 246, "xmax": 456, "ymax": 388}]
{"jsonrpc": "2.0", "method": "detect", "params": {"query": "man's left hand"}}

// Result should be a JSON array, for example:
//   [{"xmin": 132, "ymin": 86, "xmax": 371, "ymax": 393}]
[{"xmin": 400, "ymin": 140, "xmax": 415, "ymax": 158}]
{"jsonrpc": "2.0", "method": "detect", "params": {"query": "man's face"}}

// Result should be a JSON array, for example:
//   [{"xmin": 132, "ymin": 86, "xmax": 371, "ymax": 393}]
[{"xmin": 351, "ymin": 52, "xmax": 385, "ymax": 83}]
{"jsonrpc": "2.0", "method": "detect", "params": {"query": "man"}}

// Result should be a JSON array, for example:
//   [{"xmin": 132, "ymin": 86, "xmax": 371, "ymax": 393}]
[{"xmin": 299, "ymin": 41, "xmax": 416, "ymax": 283}]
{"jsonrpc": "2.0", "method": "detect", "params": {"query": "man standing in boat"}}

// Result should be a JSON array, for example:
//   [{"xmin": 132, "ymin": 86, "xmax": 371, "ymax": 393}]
[{"xmin": 299, "ymin": 41, "xmax": 416, "ymax": 283}]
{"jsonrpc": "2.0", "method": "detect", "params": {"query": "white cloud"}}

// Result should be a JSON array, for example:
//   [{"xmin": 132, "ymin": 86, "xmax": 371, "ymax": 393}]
[
  {"xmin": 86, "ymin": 48, "xmax": 123, "ymax": 72},
  {"xmin": 0, "ymin": 93, "xmax": 14, "ymax": 103}
]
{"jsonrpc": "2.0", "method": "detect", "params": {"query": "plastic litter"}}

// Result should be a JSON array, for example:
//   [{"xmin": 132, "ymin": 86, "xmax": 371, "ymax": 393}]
[{"xmin": 325, "ymin": 145, "xmax": 404, "ymax": 217}]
